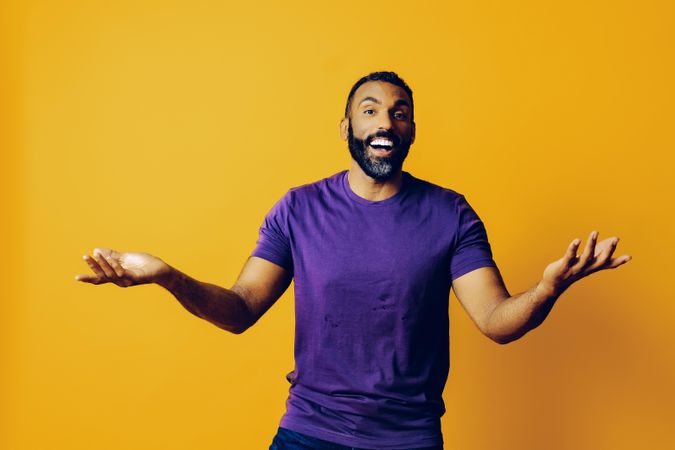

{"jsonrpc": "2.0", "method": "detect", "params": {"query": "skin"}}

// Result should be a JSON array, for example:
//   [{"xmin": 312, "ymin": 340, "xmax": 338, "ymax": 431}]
[
  {"xmin": 340, "ymin": 81, "xmax": 415, "ymax": 201},
  {"xmin": 76, "ymin": 80, "xmax": 632, "ymax": 343}
]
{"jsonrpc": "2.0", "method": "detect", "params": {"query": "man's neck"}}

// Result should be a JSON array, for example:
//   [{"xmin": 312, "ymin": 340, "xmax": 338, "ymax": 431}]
[{"xmin": 347, "ymin": 162, "xmax": 403, "ymax": 202}]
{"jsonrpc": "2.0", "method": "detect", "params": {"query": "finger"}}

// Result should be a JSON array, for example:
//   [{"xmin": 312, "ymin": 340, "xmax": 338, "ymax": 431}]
[
  {"xmin": 83, "ymin": 254, "xmax": 107, "ymax": 280},
  {"xmin": 563, "ymin": 238, "xmax": 581, "ymax": 266},
  {"xmin": 75, "ymin": 274, "xmax": 106, "ymax": 284},
  {"xmin": 93, "ymin": 247, "xmax": 115, "ymax": 258},
  {"xmin": 607, "ymin": 254, "xmax": 632, "ymax": 269},
  {"xmin": 603, "ymin": 237, "xmax": 619, "ymax": 261},
  {"xmin": 590, "ymin": 237, "xmax": 619, "ymax": 268},
  {"xmin": 593, "ymin": 237, "xmax": 618, "ymax": 257},
  {"xmin": 575, "ymin": 230, "xmax": 598, "ymax": 269},
  {"xmin": 105, "ymin": 255, "xmax": 126, "ymax": 278},
  {"xmin": 93, "ymin": 250, "xmax": 117, "ymax": 279}
]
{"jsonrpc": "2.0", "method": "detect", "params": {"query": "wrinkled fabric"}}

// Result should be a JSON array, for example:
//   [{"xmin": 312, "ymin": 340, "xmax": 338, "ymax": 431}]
[{"xmin": 252, "ymin": 170, "xmax": 496, "ymax": 449}]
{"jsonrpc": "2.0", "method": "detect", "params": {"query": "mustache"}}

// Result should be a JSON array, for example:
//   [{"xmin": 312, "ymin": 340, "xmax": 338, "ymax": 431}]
[{"xmin": 365, "ymin": 130, "xmax": 400, "ymax": 147}]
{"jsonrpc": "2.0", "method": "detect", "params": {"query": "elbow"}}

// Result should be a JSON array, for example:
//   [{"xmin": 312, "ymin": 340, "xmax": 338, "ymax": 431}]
[
  {"xmin": 208, "ymin": 318, "xmax": 252, "ymax": 335},
  {"xmin": 484, "ymin": 327, "xmax": 516, "ymax": 345},
  {"xmin": 487, "ymin": 329, "xmax": 524, "ymax": 345},
  {"xmin": 229, "ymin": 326, "xmax": 248, "ymax": 335},
  {"xmin": 483, "ymin": 314, "xmax": 517, "ymax": 345},
  {"xmin": 483, "ymin": 323, "xmax": 506, "ymax": 345},
  {"xmin": 490, "ymin": 335, "xmax": 513, "ymax": 345},
  {"xmin": 227, "ymin": 287, "xmax": 258, "ymax": 335},
  {"xmin": 226, "ymin": 314, "xmax": 258, "ymax": 335},
  {"xmin": 225, "ymin": 320, "xmax": 253, "ymax": 335}
]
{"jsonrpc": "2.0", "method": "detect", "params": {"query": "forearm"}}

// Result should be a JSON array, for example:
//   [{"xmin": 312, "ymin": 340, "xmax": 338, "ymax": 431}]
[
  {"xmin": 156, "ymin": 266, "xmax": 253, "ymax": 334},
  {"xmin": 485, "ymin": 281, "xmax": 561, "ymax": 344}
]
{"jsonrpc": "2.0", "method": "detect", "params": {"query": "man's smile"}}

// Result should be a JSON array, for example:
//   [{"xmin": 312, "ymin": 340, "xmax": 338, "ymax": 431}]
[
  {"xmin": 369, "ymin": 137, "xmax": 395, "ymax": 149},
  {"xmin": 367, "ymin": 136, "xmax": 397, "ymax": 157}
]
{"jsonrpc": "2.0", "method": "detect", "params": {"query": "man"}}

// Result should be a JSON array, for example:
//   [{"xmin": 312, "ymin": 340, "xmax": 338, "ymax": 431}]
[{"xmin": 76, "ymin": 71, "xmax": 631, "ymax": 450}]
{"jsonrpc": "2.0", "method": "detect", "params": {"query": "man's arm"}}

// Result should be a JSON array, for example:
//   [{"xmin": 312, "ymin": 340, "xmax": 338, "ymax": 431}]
[
  {"xmin": 76, "ymin": 248, "xmax": 292, "ymax": 334},
  {"xmin": 157, "ymin": 256, "xmax": 292, "ymax": 334},
  {"xmin": 452, "ymin": 231, "xmax": 632, "ymax": 345}
]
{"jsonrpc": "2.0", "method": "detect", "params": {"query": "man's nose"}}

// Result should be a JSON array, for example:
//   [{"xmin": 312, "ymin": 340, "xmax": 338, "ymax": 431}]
[{"xmin": 377, "ymin": 113, "xmax": 393, "ymax": 131}]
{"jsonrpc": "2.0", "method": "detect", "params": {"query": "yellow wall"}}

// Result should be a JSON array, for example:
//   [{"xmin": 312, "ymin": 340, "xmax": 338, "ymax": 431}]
[{"xmin": 3, "ymin": 1, "xmax": 674, "ymax": 449}]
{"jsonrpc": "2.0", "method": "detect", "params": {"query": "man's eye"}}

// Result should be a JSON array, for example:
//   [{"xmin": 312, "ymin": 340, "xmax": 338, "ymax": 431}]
[
  {"xmin": 363, "ymin": 109, "xmax": 375, "ymax": 115},
  {"xmin": 394, "ymin": 112, "xmax": 407, "ymax": 119}
]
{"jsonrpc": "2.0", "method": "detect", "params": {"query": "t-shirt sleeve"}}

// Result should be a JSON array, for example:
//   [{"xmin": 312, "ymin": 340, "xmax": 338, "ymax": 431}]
[
  {"xmin": 450, "ymin": 195, "xmax": 497, "ymax": 281},
  {"xmin": 250, "ymin": 191, "xmax": 294, "ymax": 274}
]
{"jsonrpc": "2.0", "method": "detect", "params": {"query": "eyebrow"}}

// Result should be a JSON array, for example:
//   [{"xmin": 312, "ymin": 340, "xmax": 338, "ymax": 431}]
[{"xmin": 358, "ymin": 97, "xmax": 411, "ymax": 109}]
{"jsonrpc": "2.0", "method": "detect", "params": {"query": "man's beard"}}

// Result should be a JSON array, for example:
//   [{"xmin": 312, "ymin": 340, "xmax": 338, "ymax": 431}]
[{"xmin": 347, "ymin": 122, "xmax": 411, "ymax": 182}]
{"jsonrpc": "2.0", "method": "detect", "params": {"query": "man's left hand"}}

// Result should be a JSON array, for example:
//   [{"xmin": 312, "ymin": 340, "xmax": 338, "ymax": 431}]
[{"xmin": 540, "ymin": 231, "xmax": 632, "ymax": 297}]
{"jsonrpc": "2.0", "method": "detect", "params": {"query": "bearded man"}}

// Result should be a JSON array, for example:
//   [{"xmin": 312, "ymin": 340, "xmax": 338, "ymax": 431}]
[{"xmin": 77, "ymin": 71, "xmax": 631, "ymax": 450}]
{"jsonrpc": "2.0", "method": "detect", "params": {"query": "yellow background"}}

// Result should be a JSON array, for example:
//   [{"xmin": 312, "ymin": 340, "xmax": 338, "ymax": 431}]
[{"xmin": 2, "ymin": 1, "xmax": 674, "ymax": 449}]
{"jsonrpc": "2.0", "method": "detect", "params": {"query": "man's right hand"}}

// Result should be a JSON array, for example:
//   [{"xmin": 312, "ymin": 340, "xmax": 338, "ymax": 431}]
[{"xmin": 75, "ymin": 248, "xmax": 171, "ymax": 287}]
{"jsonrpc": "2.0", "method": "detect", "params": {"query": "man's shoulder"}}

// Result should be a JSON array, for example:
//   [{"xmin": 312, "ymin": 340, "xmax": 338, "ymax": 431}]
[
  {"xmin": 289, "ymin": 170, "xmax": 345, "ymax": 193},
  {"xmin": 277, "ymin": 170, "xmax": 346, "ymax": 206},
  {"xmin": 407, "ymin": 172, "xmax": 466, "ymax": 204}
]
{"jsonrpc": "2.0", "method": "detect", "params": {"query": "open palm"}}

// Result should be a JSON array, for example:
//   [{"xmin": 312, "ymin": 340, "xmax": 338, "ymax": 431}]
[
  {"xmin": 76, "ymin": 248, "xmax": 169, "ymax": 287},
  {"xmin": 542, "ymin": 231, "xmax": 631, "ymax": 295}
]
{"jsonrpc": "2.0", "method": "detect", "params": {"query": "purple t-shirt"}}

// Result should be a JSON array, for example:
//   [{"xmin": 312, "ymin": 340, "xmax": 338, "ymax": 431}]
[{"xmin": 252, "ymin": 170, "xmax": 496, "ymax": 449}]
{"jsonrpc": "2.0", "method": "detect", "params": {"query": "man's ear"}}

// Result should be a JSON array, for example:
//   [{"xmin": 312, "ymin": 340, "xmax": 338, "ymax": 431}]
[
  {"xmin": 340, "ymin": 117, "xmax": 349, "ymax": 141},
  {"xmin": 411, "ymin": 121, "xmax": 416, "ymax": 144}
]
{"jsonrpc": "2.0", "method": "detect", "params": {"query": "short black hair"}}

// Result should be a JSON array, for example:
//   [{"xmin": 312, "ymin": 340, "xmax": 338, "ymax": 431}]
[{"xmin": 344, "ymin": 71, "xmax": 414, "ymax": 120}]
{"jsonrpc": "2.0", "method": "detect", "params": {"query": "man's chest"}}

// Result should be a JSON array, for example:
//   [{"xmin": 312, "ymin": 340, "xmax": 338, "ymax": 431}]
[{"xmin": 287, "ymin": 204, "xmax": 456, "ymax": 301}]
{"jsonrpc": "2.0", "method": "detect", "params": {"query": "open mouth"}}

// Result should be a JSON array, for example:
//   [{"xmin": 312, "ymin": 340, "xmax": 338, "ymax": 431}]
[{"xmin": 368, "ymin": 137, "xmax": 395, "ymax": 155}]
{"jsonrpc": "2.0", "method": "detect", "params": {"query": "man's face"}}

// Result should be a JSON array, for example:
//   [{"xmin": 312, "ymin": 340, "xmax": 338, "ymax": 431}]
[{"xmin": 342, "ymin": 81, "xmax": 416, "ymax": 181}]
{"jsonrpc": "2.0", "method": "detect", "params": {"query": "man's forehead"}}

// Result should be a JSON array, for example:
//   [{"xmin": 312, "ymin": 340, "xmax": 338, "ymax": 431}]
[{"xmin": 352, "ymin": 81, "xmax": 411, "ymax": 106}]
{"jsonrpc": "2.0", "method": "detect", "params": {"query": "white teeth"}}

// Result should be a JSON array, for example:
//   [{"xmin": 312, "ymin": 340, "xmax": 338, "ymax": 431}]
[{"xmin": 371, "ymin": 138, "xmax": 393, "ymax": 147}]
